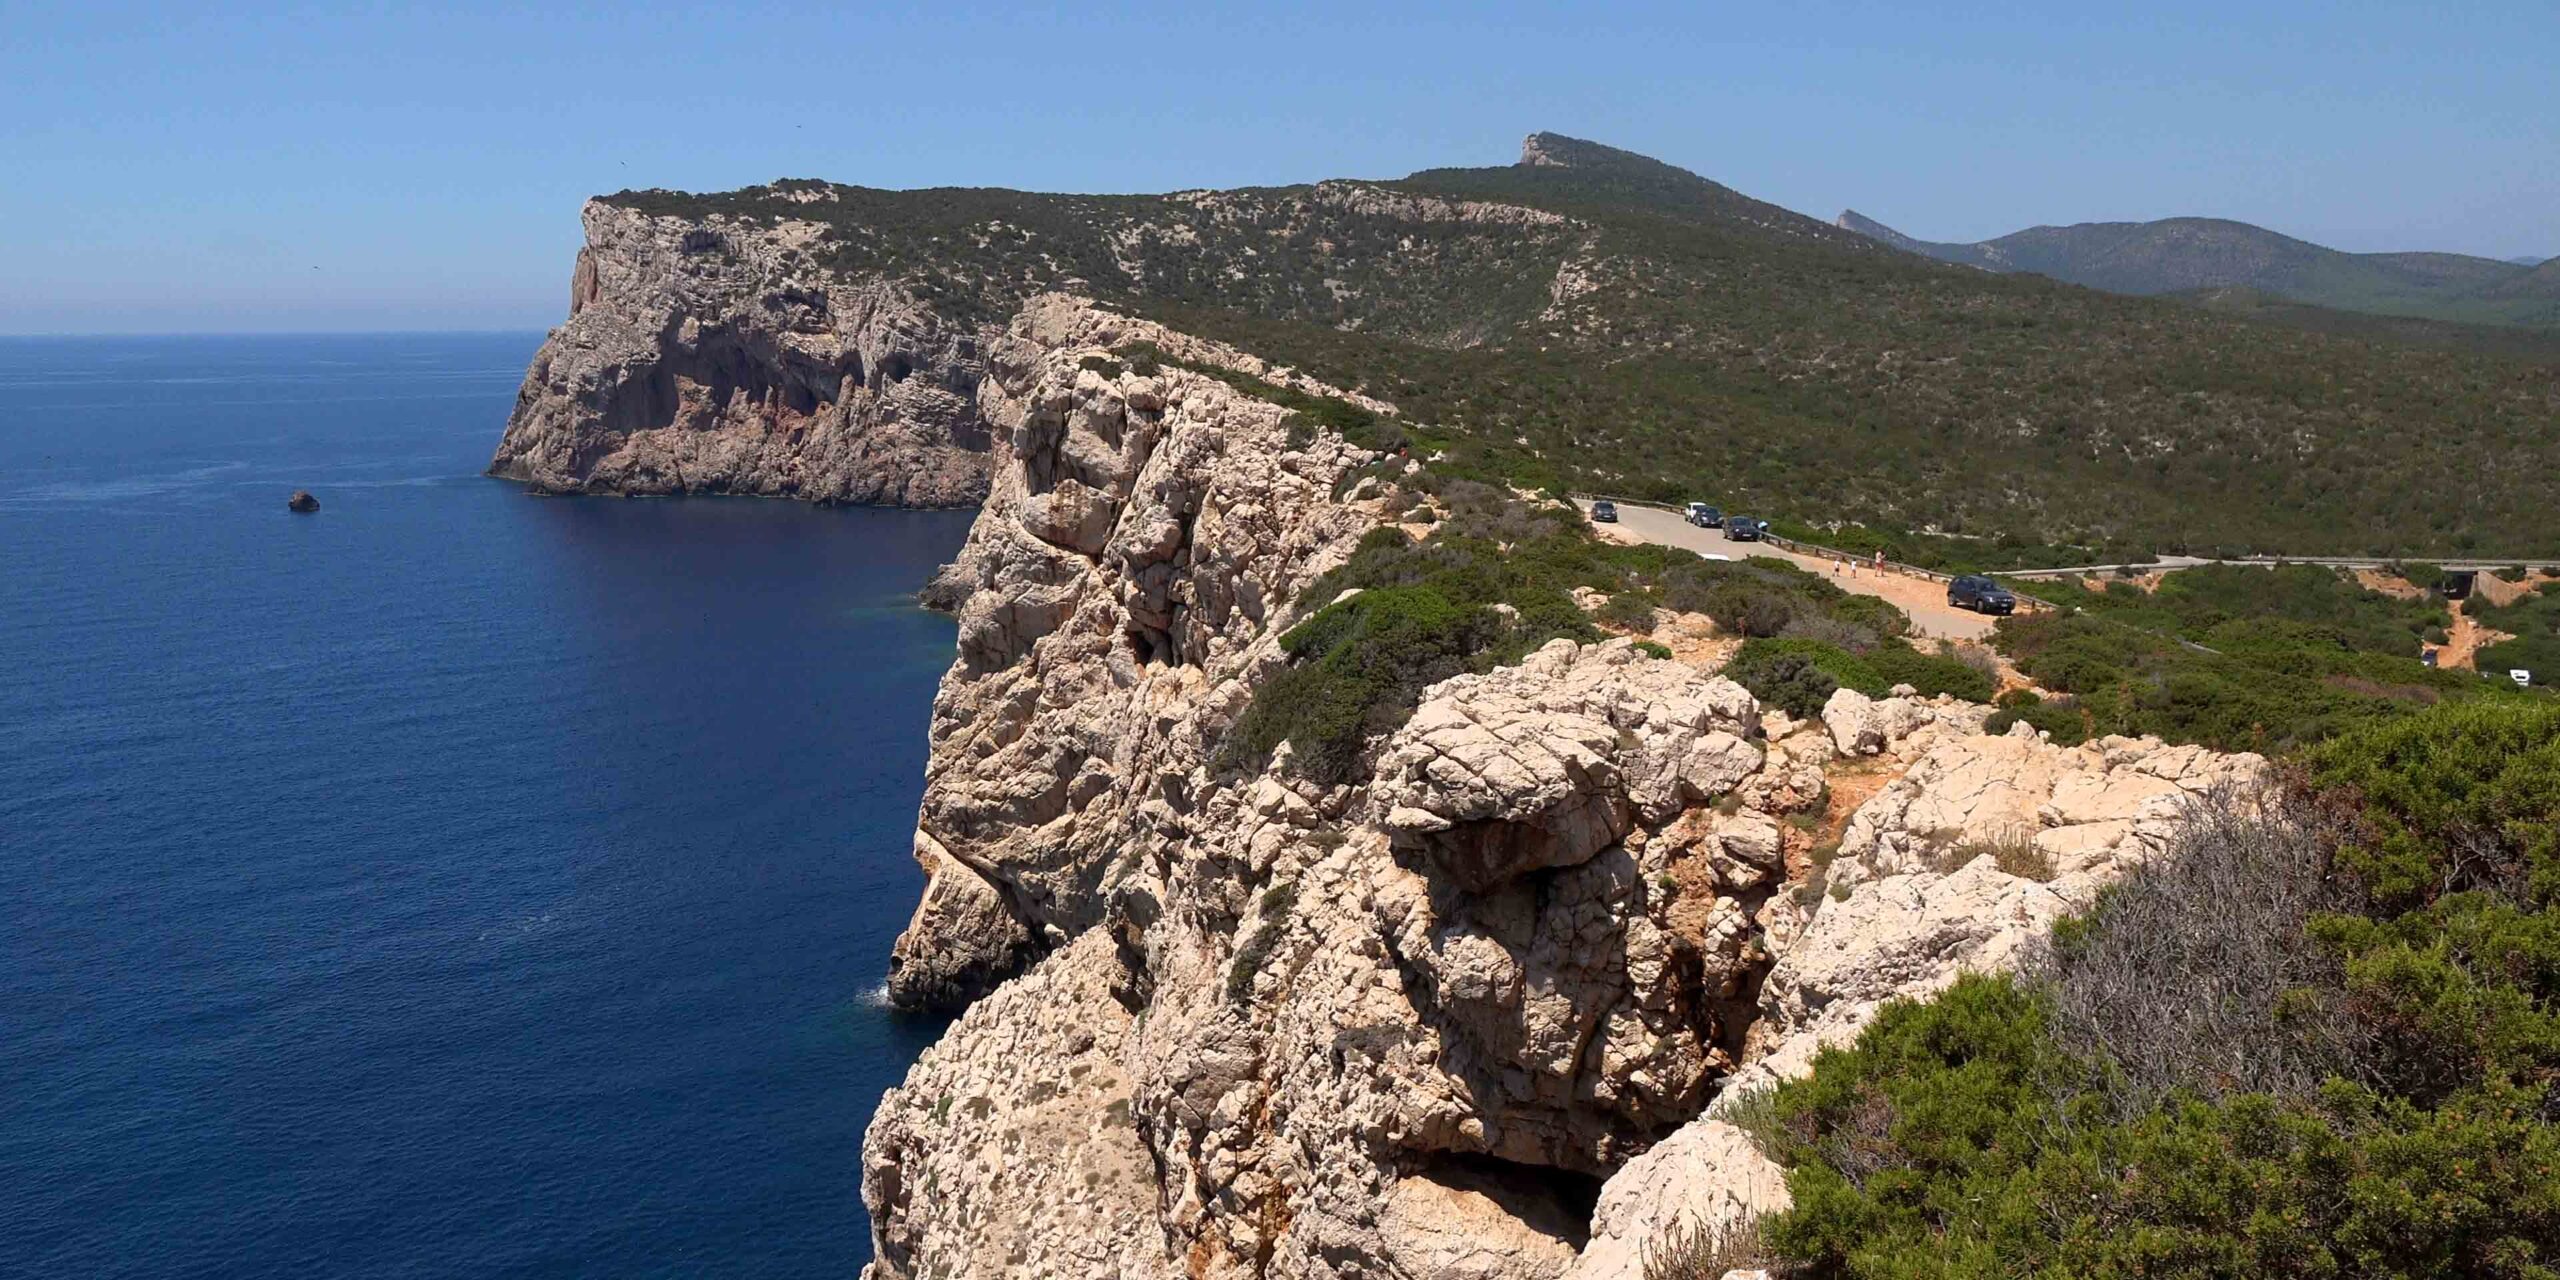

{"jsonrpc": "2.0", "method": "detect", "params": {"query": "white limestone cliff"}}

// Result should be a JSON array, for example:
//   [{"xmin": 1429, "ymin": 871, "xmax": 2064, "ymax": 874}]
[{"xmin": 488, "ymin": 201, "xmax": 992, "ymax": 503}]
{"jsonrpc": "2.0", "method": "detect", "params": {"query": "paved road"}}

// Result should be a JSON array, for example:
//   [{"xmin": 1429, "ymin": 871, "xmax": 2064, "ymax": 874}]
[
  {"xmin": 2006, "ymin": 554, "xmax": 2557, "ymax": 579},
  {"xmin": 1581, "ymin": 501, "xmax": 2002, "ymax": 642}
]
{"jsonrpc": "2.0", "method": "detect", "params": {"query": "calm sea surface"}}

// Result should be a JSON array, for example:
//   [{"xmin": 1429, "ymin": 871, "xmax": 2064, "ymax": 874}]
[{"xmin": 0, "ymin": 333, "xmax": 969, "ymax": 1277}]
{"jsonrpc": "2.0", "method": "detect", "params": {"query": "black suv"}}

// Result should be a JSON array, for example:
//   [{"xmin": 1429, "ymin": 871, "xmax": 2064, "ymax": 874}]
[
  {"xmin": 1722, "ymin": 514, "xmax": 1763, "ymax": 541},
  {"xmin": 1948, "ymin": 574, "xmax": 2016, "ymax": 615},
  {"xmin": 1591, "ymin": 500, "xmax": 1618, "ymax": 523}
]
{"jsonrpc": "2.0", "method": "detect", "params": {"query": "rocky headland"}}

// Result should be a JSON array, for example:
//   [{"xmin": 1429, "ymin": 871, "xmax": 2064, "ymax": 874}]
[
  {"xmin": 491, "ymin": 172, "xmax": 2275, "ymax": 1280},
  {"xmin": 488, "ymin": 201, "xmax": 994, "ymax": 504},
  {"xmin": 483, "ymin": 131, "xmax": 2560, "ymax": 1279},
  {"xmin": 807, "ymin": 299, "xmax": 2260, "ymax": 1279}
]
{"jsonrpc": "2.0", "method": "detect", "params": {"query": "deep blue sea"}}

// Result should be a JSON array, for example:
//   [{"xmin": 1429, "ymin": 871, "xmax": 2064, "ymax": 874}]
[{"xmin": 0, "ymin": 333, "xmax": 971, "ymax": 1277}]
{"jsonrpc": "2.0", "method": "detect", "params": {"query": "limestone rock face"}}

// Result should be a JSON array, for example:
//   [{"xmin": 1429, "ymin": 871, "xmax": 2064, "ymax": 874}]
[
  {"xmin": 863, "ymin": 932, "xmax": 1175, "ymax": 1279},
  {"xmin": 1375, "ymin": 643, "xmax": 1763, "ymax": 891},
  {"xmin": 869, "ymin": 577, "xmax": 2269, "ymax": 1279},
  {"xmin": 866, "ymin": 632, "xmax": 1829, "ymax": 1279},
  {"xmin": 1565, "ymin": 716, "xmax": 2266, "ymax": 1279},
  {"xmin": 850, "ymin": 298, "xmax": 2273, "ymax": 1275},
  {"xmin": 488, "ymin": 201, "xmax": 992, "ymax": 504},
  {"xmin": 881, "ymin": 295, "xmax": 1389, "ymax": 1010},
  {"xmin": 1819, "ymin": 685, "xmax": 1933, "ymax": 756}
]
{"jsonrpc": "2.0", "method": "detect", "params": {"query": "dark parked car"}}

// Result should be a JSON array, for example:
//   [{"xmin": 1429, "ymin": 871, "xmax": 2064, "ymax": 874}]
[
  {"xmin": 1591, "ymin": 500, "xmax": 1618, "ymax": 523},
  {"xmin": 1686, "ymin": 502, "xmax": 1721, "ymax": 528},
  {"xmin": 1722, "ymin": 514, "xmax": 1762, "ymax": 541},
  {"xmin": 1948, "ymin": 574, "xmax": 2017, "ymax": 614}
]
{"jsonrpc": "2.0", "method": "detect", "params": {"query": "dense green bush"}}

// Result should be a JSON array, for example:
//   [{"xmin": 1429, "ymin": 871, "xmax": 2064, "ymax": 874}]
[
  {"xmin": 1749, "ymin": 703, "xmax": 2560, "ymax": 1278},
  {"xmin": 1866, "ymin": 644, "xmax": 1998, "ymax": 703},
  {"xmin": 1728, "ymin": 637, "xmax": 1995, "ymax": 712},
  {"xmin": 1759, "ymin": 979, "xmax": 2560, "ymax": 1279},
  {"xmin": 1730, "ymin": 648, "xmax": 1840, "ymax": 719},
  {"xmin": 1596, "ymin": 588, "xmax": 1662, "ymax": 632}
]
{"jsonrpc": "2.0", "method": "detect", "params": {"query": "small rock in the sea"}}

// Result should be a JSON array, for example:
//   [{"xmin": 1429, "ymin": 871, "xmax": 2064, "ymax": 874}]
[{"xmin": 287, "ymin": 490, "xmax": 319, "ymax": 512}]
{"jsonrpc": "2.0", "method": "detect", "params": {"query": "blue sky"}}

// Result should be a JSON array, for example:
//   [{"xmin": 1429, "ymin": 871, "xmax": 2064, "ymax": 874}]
[{"xmin": 4, "ymin": 0, "xmax": 2553, "ymax": 333}]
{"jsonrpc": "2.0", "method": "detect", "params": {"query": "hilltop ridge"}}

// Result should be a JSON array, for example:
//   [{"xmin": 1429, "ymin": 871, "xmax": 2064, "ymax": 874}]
[
  {"xmin": 499, "ymin": 133, "xmax": 2560, "ymax": 558},
  {"xmin": 1837, "ymin": 207, "xmax": 2560, "ymax": 328}
]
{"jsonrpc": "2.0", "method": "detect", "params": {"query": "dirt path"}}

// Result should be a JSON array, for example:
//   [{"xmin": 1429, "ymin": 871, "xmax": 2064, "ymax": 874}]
[
  {"xmin": 2439, "ymin": 607, "xmax": 2513, "ymax": 672},
  {"xmin": 1585, "ymin": 501, "xmax": 2004, "ymax": 642}
]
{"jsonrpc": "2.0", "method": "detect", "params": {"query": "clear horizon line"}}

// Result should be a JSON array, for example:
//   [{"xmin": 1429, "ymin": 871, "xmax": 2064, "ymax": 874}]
[{"xmin": 0, "ymin": 326, "xmax": 556, "ymax": 340}]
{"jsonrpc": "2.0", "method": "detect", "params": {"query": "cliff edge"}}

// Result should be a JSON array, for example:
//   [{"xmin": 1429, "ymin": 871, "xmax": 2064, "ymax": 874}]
[
  {"xmin": 859, "ymin": 300, "xmax": 2267, "ymax": 1275},
  {"xmin": 488, "ymin": 200, "xmax": 992, "ymax": 504}
]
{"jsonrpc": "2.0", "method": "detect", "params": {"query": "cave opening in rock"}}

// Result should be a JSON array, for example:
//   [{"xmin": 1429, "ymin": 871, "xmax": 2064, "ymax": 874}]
[{"xmin": 1411, "ymin": 1150, "xmax": 1606, "ymax": 1250}]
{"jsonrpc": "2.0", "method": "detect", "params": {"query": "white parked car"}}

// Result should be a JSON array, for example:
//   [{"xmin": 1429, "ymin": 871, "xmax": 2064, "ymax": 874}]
[{"xmin": 2513, "ymin": 669, "xmax": 2534, "ymax": 689}]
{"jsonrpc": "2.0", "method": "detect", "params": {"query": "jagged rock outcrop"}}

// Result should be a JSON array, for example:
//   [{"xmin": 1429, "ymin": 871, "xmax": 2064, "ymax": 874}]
[
  {"xmin": 488, "ymin": 201, "xmax": 991, "ymax": 503},
  {"xmin": 1562, "ymin": 719, "xmax": 2267, "ymax": 1280},
  {"xmin": 871, "ymin": 498, "xmax": 2272, "ymax": 1277},
  {"xmin": 868, "ymin": 638, "xmax": 1813, "ymax": 1279},
  {"xmin": 858, "ymin": 351, "xmax": 2272, "ymax": 1273},
  {"xmin": 880, "ymin": 293, "xmax": 1391, "ymax": 1010}
]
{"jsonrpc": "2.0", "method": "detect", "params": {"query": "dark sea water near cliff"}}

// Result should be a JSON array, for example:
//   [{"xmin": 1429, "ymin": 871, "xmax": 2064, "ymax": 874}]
[{"xmin": 0, "ymin": 333, "xmax": 969, "ymax": 1277}]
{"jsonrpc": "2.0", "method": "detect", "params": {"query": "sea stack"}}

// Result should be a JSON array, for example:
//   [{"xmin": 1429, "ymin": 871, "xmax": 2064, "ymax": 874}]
[{"xmin": 287, "ymin": 490, "xmax": 319, "ymax": 512}]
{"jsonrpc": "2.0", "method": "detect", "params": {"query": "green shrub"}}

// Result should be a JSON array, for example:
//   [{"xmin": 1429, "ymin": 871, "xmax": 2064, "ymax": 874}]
[
  {"xmin": 1225, "ymin": 491, "xmax": 1940, "ymax": 784},
  {"xmin": 1868, "ymin": 643, "xmax": 1997, "ymax": 703},
  {"xmin": 1727, "ymin": 645, "xmax": 1844, "ymax": 718},
  {"xmin": 1760, "ymin": 979, "xmax": 2560, "ymax": 1280},
  {"xmin": 1752, "ymin": 704, "xmax": 2560, "ymax": 1278},
  {"xmin": 1731, "ymin": 637, "xmax": 1995, "ymax": 711},
  {"xmin": 1989, "ymin": 609, "xmax": 2507, "ymax": 752},
  {"xmin": 1598, "ymin": 589, "xmax": 1662, "ymax": 632},
  {"xmin": 1222, "ymin": 584, "xmax": 1509, "ymax": 783}
]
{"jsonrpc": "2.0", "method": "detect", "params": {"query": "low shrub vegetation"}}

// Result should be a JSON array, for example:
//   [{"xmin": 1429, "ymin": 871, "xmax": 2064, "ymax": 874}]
[
  {"xmin": 1727, "ymin": 635, "xmax": 1997, "ymax": 717},
  {"xmin": 1742, "ymin": 702, "xmax": 2560, "ymax": 1278},
  {"xmin": 1985, "ymin": 602, "xmax": 2517, "ymax": 751},
  {"xmin": 1226, "ymin": 482, "xmax": 1923, "ymax": 783}
]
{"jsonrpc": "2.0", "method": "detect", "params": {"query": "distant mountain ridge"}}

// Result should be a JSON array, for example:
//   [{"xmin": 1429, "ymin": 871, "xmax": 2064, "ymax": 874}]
[{"xmin": 1837, "ymin": 209, "xmax": 2560, "ymax": 328}]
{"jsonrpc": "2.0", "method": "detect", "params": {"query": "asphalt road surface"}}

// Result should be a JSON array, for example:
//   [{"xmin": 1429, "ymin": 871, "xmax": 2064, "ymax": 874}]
[{"xmin": 1581, "ymin": 501, "xmax": 2003, "ymax": 642}]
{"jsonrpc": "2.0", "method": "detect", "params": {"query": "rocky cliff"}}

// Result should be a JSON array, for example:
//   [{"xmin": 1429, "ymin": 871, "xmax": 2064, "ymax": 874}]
[
  {"xmin": 492, "ymin": 222, "xmax": 2280, "ymax": 1272},
  {"xmin": 488, "ymin": 200, "xmax": 992, "ymax": 503},
  {"xmin": 861, "ymin": 320, "xmax": 2269, "ymax": 1279}
]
